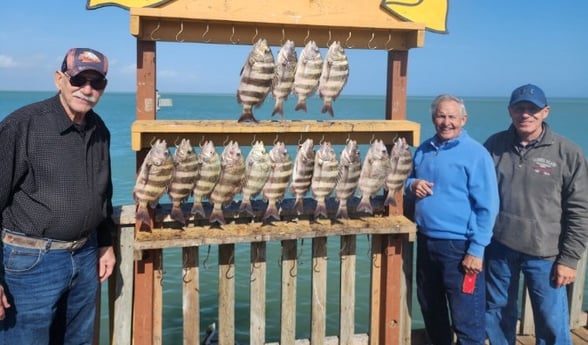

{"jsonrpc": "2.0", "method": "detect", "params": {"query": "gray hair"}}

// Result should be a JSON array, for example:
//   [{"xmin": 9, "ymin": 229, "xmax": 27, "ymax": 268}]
[{"xmin": 430, "ymin": 94, "xmax": 467, "ymax": 117}]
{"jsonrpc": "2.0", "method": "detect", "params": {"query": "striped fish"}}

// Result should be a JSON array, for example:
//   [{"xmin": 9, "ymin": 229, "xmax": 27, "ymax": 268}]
[
  {"xmin": 262, "ymin": 141, "xmax": 293, "ymax": 221},
  {"xmin": 384, "ymin": 137, "xmax": 413, "ymax": 206},
  {"xmin": 335, "ymin": 139, "xmax": 362, "ymax": 219},
  {"xmin": 318, "ymin": 41, "xmax": 349, "ymax": 117},
  {"xmin": 293, "ymin": 40, "xmax": 323, "ymax": 113},
  {"xmin": 289, "ymin": 138, "xmax": 315, "ymax": 215},
  {"xmin": 191, "ymin": 140, "xmax": 221, "ymax": 218},
  {"xmin": 168, "ymin": 138, "xmax": 199, "ymax": 225},
  {"xmin": 311, "ymin": 141, "xmax": 339, "ymax": 218},
  {"xmin": 356, "ymin": 139, "xmax": 390, "ymax": 215},
  {"xmin": 209, "ymin": 141, "xmax": 246, "ymax": 225},
  {"xmin": 237, "ymin": 38, "xmax": 275, "ymax": 123},
  {"xmin": 133, "ymin": 139, "xmax": 174, "ymax": 226},
  {"xmin": 239, "ymin": 140, "xmax": 272, "ymax": 217},
  {"xmin": 271, "ymin": 40, "xmax": 298, "ymax": 118}
]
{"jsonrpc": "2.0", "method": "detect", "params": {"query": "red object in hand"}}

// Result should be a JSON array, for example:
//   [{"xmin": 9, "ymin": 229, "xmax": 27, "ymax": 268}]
[{"xmin": 462, "ymin": 273, "xmax": 477, "ymax": 294}]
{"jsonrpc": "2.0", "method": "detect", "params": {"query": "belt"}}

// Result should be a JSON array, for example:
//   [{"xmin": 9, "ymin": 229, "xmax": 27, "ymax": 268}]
[{"xmin": 1, "ymin": 231, "xmax": 88, "ymax": 251}]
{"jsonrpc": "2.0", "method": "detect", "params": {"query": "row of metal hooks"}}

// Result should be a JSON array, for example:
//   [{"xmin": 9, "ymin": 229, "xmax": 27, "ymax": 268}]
[{"xmin": 149, "ymin": 20, "xmax": 395, "ymax": 49}]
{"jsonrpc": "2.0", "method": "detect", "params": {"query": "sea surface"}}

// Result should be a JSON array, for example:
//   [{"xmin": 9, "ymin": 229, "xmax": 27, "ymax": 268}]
[{"xmin": 1, "ymin": 91, "xmax": 587, "ymax": 344}]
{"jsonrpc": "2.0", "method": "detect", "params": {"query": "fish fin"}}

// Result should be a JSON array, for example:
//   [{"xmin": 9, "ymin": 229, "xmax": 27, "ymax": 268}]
[
  {"xmin": 191, "ymin": 201, "xmax": 206, "ymax": 218},
  {"xmin": 293, "ymin": 196, "xmax": 304, "ymax": 215},
  {"xmin": 321, "ymin": 101, "xmax": 334, "ymax": 117},
  {"xmin": 294, "ymin": 99, "xmax": 307, "ymax": 112},
  {"xmin": 314, "ymin": 201, "xmax": 328, "ymax": 219},
  {"xmin": 262, "ymin": 203, "xmax": 280, "ymax": 221},
  {"xmin": 209, "ymin": 205, "xmax": 226, "ymax": 225},
  {"xmin": 238, "ymin": 200, "xmax": 255, "ymax": 217},
  {"xmin": 238, "ymin": 110, "xmax": 258, "ymax": 123},
  {"xmin": 355, "ymin": 195, "xmax": 373, "ymax": 215},
  {"xmin": 135, "ymin": 205, "xmax": 152, "ymax": 226},
  {"xmin": 170, "ymin": 206, "xmax": 187, "ymax": 225},
  {"xmin": 336, "ymin": 204, "xmax": 349, "ymax": 219}
]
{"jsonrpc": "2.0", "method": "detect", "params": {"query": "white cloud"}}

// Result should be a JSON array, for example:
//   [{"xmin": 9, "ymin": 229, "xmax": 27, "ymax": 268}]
[{"xmin": 0, "ymin": 55, "xmax": 18, "ymax": 68}]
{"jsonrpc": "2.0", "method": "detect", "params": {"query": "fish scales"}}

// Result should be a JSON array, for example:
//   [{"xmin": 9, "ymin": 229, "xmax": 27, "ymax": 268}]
[
  {"xmin": 168, "ymin": 138, "xmax": 199, "ymax": 225},
  {"xmin": 357, "ymin": 139, "xmax": 390, "ymax": 215},
  {"xmin": 209, "ymin": 141, "xmax": 246, "ymax": 225},
  {"xmin": 262, "ymin": 142, "xmax": 293, "ymax": 221},
  {"xmin": 318, "ymin": 41, "xmax": 349, "ymax": 117},
  {"xmin": 239, "ymin": 140, "xmax": 272, "ymax": 217},
  {"xmin": 335, "ymin": 139, "xmax": 362, "ymax": 219},
  {"xmin": 237, "ymin": 38, "xmax": 275, "ymax": 123},
  {"xmin": 384, "ymin": 137, "xmax": 413, "ymax": 206},
  {"xmin": 271, "ymin": 40, "xmax": 298, "ymax": 118},
  {"xmin": 311, "ymin": 141, "xmax": 339, "ymax": 219},
  {"xmin": 191, "ymin": 140, "xmax": 221, "ymax": 218},
  {"xmin": 133, "ymin": 139, "xmax": 174, "ymax": 226},
  {"xmin": 289, "ymin": 138, "xmax": 315, "ymax": 215},
  {"xmin": 293, "ymin": 40, "xmax": 323, "ymax": 113}
]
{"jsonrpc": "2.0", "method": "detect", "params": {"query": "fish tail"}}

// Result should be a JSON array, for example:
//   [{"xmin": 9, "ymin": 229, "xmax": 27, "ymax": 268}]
[
  {"xmin": 135, "ymin": 205, "xmax": 152, "ymax": 226},
  {"xmin": 336, "ymin": 203, "xmax": 349, "ymax": 219},
  {"xmin": 191, "ymin": 200, "xmax": 205, "ymax": 218},
  {"xmin": 271, "ymin": 100, "xmax": 284, "ymax": 117},
  {"xmin": 238, "ymin": 110, "xmax": 259, "ymax": 123},
  {"xmin": 238, "ymin": 200, "xmax": 255, "ymax": 217},
  {"xmin": 293, "ymin": 196, "xmax": 304, "ymax": 215},
  {"xmin": 314, "ymin": 200, "xmax": 328, "ymax": 219},
  {"xmin": 170, "ymin": 206, "xmax": 186, "ymax": 225},
  {"xmin": 209, "ymin": 206, "xmax": 226, "ymax": 225},
  {"xmin": 321, "ymin": 101, "xmax": 334, "ymax": 117},
  {"xmin": 294, "ymin": 99, "xmax": 307, "ymax": 112},
  {"xmin": 356, "ymin": 195, "xmax": 373, "ymax": 215},
  {"xmin": 383, "ymin": 191, "xmax": 398, "ymax": 207},
  {"xmin": 262, "ymin": 203, "xmax": 280, "ymax": 221}
]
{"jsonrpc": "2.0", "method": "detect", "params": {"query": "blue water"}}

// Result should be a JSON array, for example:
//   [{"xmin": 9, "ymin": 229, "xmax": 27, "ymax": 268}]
[{"xmin": 1, "ymin": 91, "xmax": 587, "ymax": 344}]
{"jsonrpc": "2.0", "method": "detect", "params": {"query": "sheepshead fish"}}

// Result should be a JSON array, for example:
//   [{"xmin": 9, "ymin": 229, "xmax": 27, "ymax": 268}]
[
  {"xmin": 191, "ymin": 140, "xmax": 221, "ymax": 218},
  {"xmin": 209, "ymin": 141, "xmax": 245, "ymax": 225},
  {"xmin": 133, "ymin": 139, "xmax": 174, "ymax": 226},
  {"xmin": 318, "ymin": 41, "xmax": 349, "ymax": 117},
  {"xmin": 289, "ymin": 138, "xmax": 315, "ymax": 215},
  {"xmin": 384, "ymin": 137, "xmax": 413, "ymax": 206},
  {"xmin": 357, "ymin": 139, "xmax": 390, "ymax": 215},
  {"xmin": 311, "ymin": 141, "xmax": 339, "ymax": 218},
  {"xmin": 239, "ymin": 140, "xmax": 272, "ymax": 217},
  {"xmin": 237, "ymin": 38, "xmax": 275, "ymax": 123},
  {"xmin": 293, "ymin": 40, "xmax": 323, "ymax": 113},
  {"xmin": 271, "ymin": 40, "xmax": 298, "ymax": 118},
  {"xmin": 335, "ymin": 139, "xmax": 361, "ymax": 219},
  {"xmin": 168, "ymin": 138, "xmax": 199, "ymax": 225},
  {"xmin": 262, "ymin": 141, "xmax": 293, "ymax": 221}
]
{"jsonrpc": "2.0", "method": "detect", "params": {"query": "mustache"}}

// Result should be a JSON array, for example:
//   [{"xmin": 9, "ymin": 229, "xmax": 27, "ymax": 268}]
[{"xmin": 72, "ymin": 91, "xmax": 97, "ymax": 103}]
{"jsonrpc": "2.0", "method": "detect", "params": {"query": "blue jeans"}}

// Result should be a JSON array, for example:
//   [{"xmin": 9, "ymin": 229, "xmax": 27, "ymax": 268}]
[
  {"xmin": 485, "ymin": 240, "xmax": 571, "ymax": 345},
  {"xmin": 0, "ymin": 232, "xmax": 99, "ymax": 345},
  {"xmin": 417, "ymin": 233, "xmax": 486, "ymax": 345}
]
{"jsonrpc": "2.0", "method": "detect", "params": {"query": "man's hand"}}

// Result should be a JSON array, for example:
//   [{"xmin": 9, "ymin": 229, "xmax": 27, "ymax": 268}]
[
  {"xmin": 98, "ymin": 246, "xmax": 116, "ymax": 283},
  {"xmin": 0, "ymin": 285, "xmax": 11, "ymax": 320},
  {"xmin": 462, "ymin": 254, "xmax": 483, "ymax": 275},
  {"xmin": 411, "ymin": 179, "xmax": 434, "ymax": 198},
  {"xmin": 552, "ymin": 263, "xmax": 576, "ymax": 288}
]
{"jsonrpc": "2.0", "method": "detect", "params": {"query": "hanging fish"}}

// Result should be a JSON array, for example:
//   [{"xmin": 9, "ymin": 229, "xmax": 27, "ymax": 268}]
[
  {"xmin": 133, "ymin": 139, "xmax": 174, "ymax": 226},
  {"xmin": 384, "ymin": 137, "xmax": 413, "ymax": 206},
  {"xmin": 237, "ymin": 38, "xmax": 275, "ymax": 123},
  {"xmin": 191, "ymin": 140, "xmax": 221, "ymax": 218},
  {"xmin": 334, "ymin": 139, "xmax": 361, "ymax": 219},
  {"xmin": 168, "ymin": 138, "xmax": 199, "ymax": 225},
  {"xmin": 209, "ymin": 141, "xmax": 246, "ymax": 225},
  {"xmin": 357, "ymin": 139, "xmax": 390, "ymax": 215},
  {"xmin": 239, "ymin": 140, "xmax": 272, "ymax": 217},
  {"xmin": 262, "ymin": 141, "xmax": 293, "ymax": 221},
  {"xmin": 318, "ymin": 41, "xmax": 349, "ymax": 117},
  {"xmin": 271, "ymin": 40, "xmax": 298, "ymax": 118},
  {"xmin": 293, "ymin": 40, "xmax": 323, "ymax": 113},
  {"xmin": 311, "ymin": 141, "xmax": 339, "ymax": 219},
  {"xmin": 289, "ymin": 138, "xmax": 315, "ymax": 215}
]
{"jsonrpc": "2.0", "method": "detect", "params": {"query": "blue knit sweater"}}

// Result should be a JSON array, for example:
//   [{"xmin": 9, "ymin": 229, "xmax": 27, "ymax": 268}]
[{"xmin": 405, "ymin": 130, "xmax": 499, "ymax": 258}]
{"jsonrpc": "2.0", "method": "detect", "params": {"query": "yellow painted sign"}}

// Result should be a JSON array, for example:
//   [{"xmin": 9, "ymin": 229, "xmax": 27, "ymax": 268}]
[
  {"xmin": 86, "ymin": 0, "xmax": 172, "ymax": 10},
  {"xmin": 381, "ymin": 0, "xmax": 449, "ymax": 33}
]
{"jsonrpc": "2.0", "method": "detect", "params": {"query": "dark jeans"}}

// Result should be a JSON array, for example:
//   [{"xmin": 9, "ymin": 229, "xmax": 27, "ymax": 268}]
[{"xmin": 417, "ymin": 233, "xmax": 486, "ymax": 345}]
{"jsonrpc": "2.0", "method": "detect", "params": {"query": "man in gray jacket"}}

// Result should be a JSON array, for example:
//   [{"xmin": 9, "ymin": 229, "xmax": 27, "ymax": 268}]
[{"xmin": 484, "ymin": 84, "xmax": 588, "ymax": 345}]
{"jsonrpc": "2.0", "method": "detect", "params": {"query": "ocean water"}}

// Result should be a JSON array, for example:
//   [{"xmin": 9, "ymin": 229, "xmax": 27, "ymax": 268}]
[{"xmin": 1, "ymin": 91, "xmax": 587, "ymax": 344}]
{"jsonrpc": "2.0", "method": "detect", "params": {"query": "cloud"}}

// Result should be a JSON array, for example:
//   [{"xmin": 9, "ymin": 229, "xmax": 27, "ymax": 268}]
[{"xmin": 0, "ymin": 55, "xmax": 18, "ymax": 68}]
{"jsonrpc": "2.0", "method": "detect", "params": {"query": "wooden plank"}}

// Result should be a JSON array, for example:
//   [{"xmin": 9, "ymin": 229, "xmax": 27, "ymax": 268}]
[
  {"xmin": 136, "ymin": 40, "xmax": 157, "ymax": 120},
  {"xmin": 219, "ymin": 244, "xmax": 236, "ymax": 345},
  {"xmin": 386, "ymin": 51, "xmax": 409, "ymax": 122},
  {"xmin": 400, "ymin": 234, "xmax": 414, "ymax": 345},
  {"xmin": 340, "ymin": 235, "xmax": 356, "ymax": 345},
  {"xmin": 569, "ymin": 250, "xmax": 587, "ymax": 329},
  {"xmin": 133, "ymin": 249, "xmax": 155, "ymax": 345},
  {"xmin": 131, "ymin": 119, "xmax": 421, "ymax": 151},
  {"xmin": 250, "ymin": 242, "xmax": 267, "ymax": 345},
  {"xmin": 182, "ymin": 247, "xmax": 200, "ymax": 345},
  {"xmin": 311, "ymin": 237, "xmax": 328, "ymax": 345},
  {"xmin": 370, "ymin": 235, "xmax": 383, "ymax": 345},
  {"xmin": 281, "ymin": 240, "xmax": 298, "ymax": 345},
  {"xmin": 153, "ymin": 250, "xmax": 163, "ymax": 345},
  {"xmin": 381, "ymin": 236, "xmax": 403, "ymax": 345},
  {"xmin": 112, "ymin": 226, "xmax": 135, "ymax": 345}
]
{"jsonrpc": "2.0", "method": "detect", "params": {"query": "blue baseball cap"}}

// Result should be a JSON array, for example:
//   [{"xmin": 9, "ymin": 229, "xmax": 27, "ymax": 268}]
[{"xmin": 509, "ymin": 84, "xmax": 547, "ymax": 108}]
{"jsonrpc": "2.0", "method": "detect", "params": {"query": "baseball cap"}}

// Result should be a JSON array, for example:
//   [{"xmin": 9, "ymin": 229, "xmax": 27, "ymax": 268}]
[
  {"xmin": 61, "ymin": 48, "xmax": 108, "ymax": 77},
  {"xmin": 509, "ymin": 84, "xmax": 547, "ymax": 108}
]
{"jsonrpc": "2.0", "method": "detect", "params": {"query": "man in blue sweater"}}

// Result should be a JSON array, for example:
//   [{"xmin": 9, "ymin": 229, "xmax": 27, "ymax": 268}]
[{"xmin": 405, "ymin": 94, "xmax": 499, "ymax": 345}]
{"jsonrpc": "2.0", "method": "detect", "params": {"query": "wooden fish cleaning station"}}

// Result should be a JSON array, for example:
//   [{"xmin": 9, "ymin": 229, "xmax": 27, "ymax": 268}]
[{"xmin": 111, "ymin": 1, "xmax": 425, "ymax": 344}]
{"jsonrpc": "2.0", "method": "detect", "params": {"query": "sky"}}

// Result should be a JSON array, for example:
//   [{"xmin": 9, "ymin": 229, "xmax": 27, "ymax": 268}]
[{"xmin": 1, "ymin": 1, "xmax": 588, "ymax": 98}]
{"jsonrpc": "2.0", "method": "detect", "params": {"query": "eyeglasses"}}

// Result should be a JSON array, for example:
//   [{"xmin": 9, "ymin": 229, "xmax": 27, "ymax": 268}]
[
  {"xmin": 511, "ymin": 104, "xmax": 543, "ymax": 115},
  {"xmin": 63, "ymin": 72, "xmax": 107, "ymax": 90}
]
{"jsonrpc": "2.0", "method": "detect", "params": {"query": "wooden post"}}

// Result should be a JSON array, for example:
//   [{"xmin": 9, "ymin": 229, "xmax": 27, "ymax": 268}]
[
  {"xmin": 379, "ymin": 236, "xmax": 404, "ymax": 345},
  {"xmin": 385, "ymin": 50, "xmax": 408, "ymax": 121}
]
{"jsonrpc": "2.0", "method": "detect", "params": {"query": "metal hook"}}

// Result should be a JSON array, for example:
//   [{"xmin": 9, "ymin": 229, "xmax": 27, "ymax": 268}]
[
  {"xmin": 251, "ymin": 27, "xmax": 259, "ymax": 44},
  {"xmin": 319, "ymin": 134, "xmax": 325, "ymax": 145},
  {"xmin": 175, "ymin": 21, "xmax": 184, "ymax": 42},
  {"xmin": 385, "ymin": 31, "xmax": 392, "ymax": 50},
  {"xmin": 202, "ymin": 23, "xmax": 210, "ymax": 43},
  {"xmin": 230, "ymin": 25, "xmax": 239, "ymax": 44},
  {"xmin": 370, "ymin": 133, "xmax": 376, "ymax": 144},
  {"xmin": 199, "ymin": 135, "xmax": 206, "ymax": 147},
  {"xmin": 345, "ymin": 31, "xmax": 354, "ymax": 48},
  {"xmin": 202, "ymin": 245, "xmax": 211, "ymax": 269},
  {"xmin": 150, "ymin": 21, "xmax": 161, "ymax": 41},
  {"xmin": 281, "ymin": 27, "xmax": 286, "ymax": 45},
  {"xmin": 296, "ymin": 239, "xmax": 305, "ymax": 266},
  {"xmin": 223, "ymin": 135, "xmax": 230, "ymax": 146},
  {"xmin": 149, "ymin": 137, "xmax": 157, "ymax": 146},
  {"xmin": 326, "ymin": 29, "xmax": 332, "ymax": 47},
  {"xmin": 367, "ymin": 32, "xmax": 377, "ymax": 49},
  {"xmin": 273, "ymin": 134, "xmax": 279, "ymax": 145},
  {"xmin": 250, "ymin": 134, "xmax": 257, "ymax": 146},
  {"xmin": 297, "ymin": 133, "xmax": 303, "ymax": 146},
  {"xmin": 303, "ymin": 28, "xmax": 310, "ymax": 44},
  {"xmin": 225, "ymin": 251, "xmax": 235, "ymax": 279}
]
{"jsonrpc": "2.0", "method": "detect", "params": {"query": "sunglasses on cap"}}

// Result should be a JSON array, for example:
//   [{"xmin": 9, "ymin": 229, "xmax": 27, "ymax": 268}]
[{"xmin": 63, "ymin": 72, "xmax": 108, "ymax": 90}]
